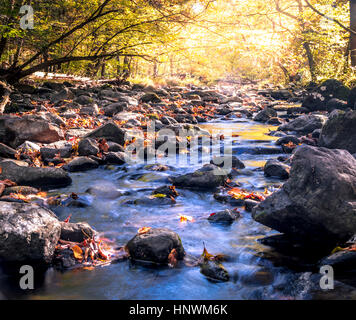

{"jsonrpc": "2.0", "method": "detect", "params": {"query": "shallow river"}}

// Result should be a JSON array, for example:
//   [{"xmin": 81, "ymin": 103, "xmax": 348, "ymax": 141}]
[{"xmin": 0, "ymin": 117, "xmax": 330, "ymax": 300}]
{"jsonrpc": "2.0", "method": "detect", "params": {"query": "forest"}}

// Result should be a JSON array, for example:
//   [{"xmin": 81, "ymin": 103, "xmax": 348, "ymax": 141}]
[{"xmin": 0, "ymin": 0, "xmax": 356, "ymax": 302}]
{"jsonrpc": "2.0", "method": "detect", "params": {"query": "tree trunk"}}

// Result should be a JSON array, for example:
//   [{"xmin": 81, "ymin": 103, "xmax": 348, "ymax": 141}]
[
  {"xmin": 303, "ymin": 42, "xmax": 316, "ymax": 82},
  {"xmin": 351, "ymin": 0, "xmax": 356, "ymax": 66}
]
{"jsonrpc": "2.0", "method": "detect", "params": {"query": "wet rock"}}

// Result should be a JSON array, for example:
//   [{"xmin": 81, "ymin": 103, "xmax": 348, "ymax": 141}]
[
  {"xmin": 252, "ymin": 145, "xmax": 356, "ymax": 246},
  {"xmin": 200, "ymin": 260, "xmax": 229, "ymax": 282},
  {"xmin": 0, "ymin": 202, "xmax": 61, "ymax": 264},
  {"xmin": 253, "ymin": 108, "xmax": 277, "ymax": 123},
  {"xmin": 126, "ymin": 227, "xmax": 185, "ymax": 264},
  {"xmin": 207, "ymin": 209, "xmax": 238, "ymax": 224},
  {"xmin": 0, "ymin": 159, "xmax": 72, "ymax": 189},
  {"xmin": 319, "ymin": 110, "xmax": 356, "ymax": 154},
  {"xmin": 102, "ymin": 102, "xmax": 127, "ymax": 116},
  {"xmin": 171, "ymin": 164, "xmax": 228, "ymax": 190},
  {"xmin": 152, "ymin": 185, "xmax": 179, "ymax": 198},
  {"xmin": 244, "ymin": 199, "xmax": 259, "ymax": 212},
  {"xmin": 0, "ymin": 115, "xmax": 64, "ymax": 148},
  {"xmin": 266, "ymin": 117, "xmax": 282, "ymax": 125},
  {"xmin": 60, "ymin": 222, "xmax": 96, "ymax": 243},
  {"xmin": 210, "ymin": 155, "xmax": 245, "ymax": 169},
  {"xmin": 264, "ymin": 159, "xmax": 290, "ymax": 179},
  {"xmin": 85, "ymin": 121, "xmax": 126, "ymax": 145},
  {"xmin": 86, "ymin": 181, "xmax": 122, "ymax": 199},
  {"xmin": 78, "ymin": 138, "xmax": 99, "ymax": 157},
  {"xmin": 275, "ymin": 135, "xmax": 300, "ymax": 146},
  {"xmin": 278, "ymin": 114, "xmax": 327, "ymax": 134},
  {"xmin": 63, "ymin": 157, "xmax": 99, "ymax": 172}
]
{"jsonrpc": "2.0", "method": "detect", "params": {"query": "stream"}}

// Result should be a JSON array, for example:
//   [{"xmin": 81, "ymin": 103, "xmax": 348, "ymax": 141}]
[{"xmin": 0, "ymin": 109, "xmax": 333, "ymax": 300}]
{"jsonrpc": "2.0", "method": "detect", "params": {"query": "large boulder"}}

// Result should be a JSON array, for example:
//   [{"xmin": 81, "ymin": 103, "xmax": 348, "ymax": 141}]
[
  {"xmin": 302, "ymin": 79, "xmax": 350, "ymax": 111},
  {"xmin": 252, "ymin": 145, "xmax": 356, "ymax": 246},
  {"xmin": 253, "ymin": 108, "xmax": 277, "ymax": 123},
  {"xmin": 319, "ymin": 110, "xmax": 356, "ymax": 154},
  {"xmin": 84, "ymin": 121, "xmax": 126, "ymax": 146},
  {"xmin": 0, "ymin": 202, "xmax": 61, "ymax": 264},
  {"xmin": 278, "ymin": 114, "xmax": 327, "ymax": 134},
  {"xmin": 0, "ymin": 159, "xmax": 72, "ymax": 189},
  {"xmin": 170, "ymin": 164, "xmax": 228, "ymax": 190},
  {"xmin": 0, "ymin": 115, "xmax": 64, "ymax": 148},
  {"xmin": 126, "ymin": 228, "xmax": 185, "ymax": 264}
]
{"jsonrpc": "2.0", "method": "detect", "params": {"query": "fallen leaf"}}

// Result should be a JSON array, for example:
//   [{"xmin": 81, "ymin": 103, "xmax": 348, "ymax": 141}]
[{"xmin": 71, "ymin": 245, "xmax": 83, "ymax": 261}]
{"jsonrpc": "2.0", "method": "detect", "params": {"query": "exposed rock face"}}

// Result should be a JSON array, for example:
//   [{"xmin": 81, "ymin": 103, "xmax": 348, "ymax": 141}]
[
  {"xmin": 278, "ymin": 114, "xmax": 327, "ymax": 134},
  {"xmin": 63, "ymin": 156, "xmax": 99, "ymax": 172},
  {"xmin": 0, "ymin": 115, "xmax": 64, "ymax": 148},
  {"xmin": 0, "ymin": 202, "xmax": 61, "ymax": 263},
  {"xmin": 319, "ymin": 110, "xmax": 356, "ymax": 154},
  {"xmin": 252, "ymin": 145, "xmax": 356, "ymax": 245},
  {"xmin": 0, "ymin": 159, "xmax": 72, "ymax": 189},
  {"xmin": 126, "ymin": 228, "xmax": 185, "ymax": 264}
]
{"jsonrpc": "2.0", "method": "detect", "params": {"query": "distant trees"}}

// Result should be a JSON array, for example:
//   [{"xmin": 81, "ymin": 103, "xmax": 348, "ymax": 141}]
[{"xmin": 0, "ymin": 0, "xmax": 203, "ymax": 83}]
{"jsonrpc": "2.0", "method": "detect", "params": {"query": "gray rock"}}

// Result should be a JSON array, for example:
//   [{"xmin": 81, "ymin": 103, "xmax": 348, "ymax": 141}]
[
  {"xmin": 102, "ymin": 102, "xmax": 127, "ymax": 116},
  {"xmin": 78, "ymin": 138, "xmax": 99, "ymax": 156},
  {"xmin": 60, "ymin": 222, "xmax": 96, "ymax": 243},
  {"xmin": 275, "ymin": 135, "xmax": 300, "ymax": 146},
  {"xmin": 0, "ymin": 202, "xmax": 61, "ymax": 263},
  {"xmin": 63, "ymin": 156, "xmax": 99, "ymax": 172},
  {"xmin": 210, "ymin": 155, "xmax": 245, "ymax": 169},
  {"xmin": 200, "ymin": 260, "xmax": 229, "ymax": 282},
  {"xmin": 84, "ymin": 121, "xmax": 126, "ymax": 145},
  {"xmin": 252, "ymin": 145, "xmax": 356, "ymax": 245},
  {"xmin": 253, "ymin": 108, "xmax": 277, "ymax": 123},
  {"xmin": 171, "ymin": 164, "xmax": 228, "ymax": 190},
  {"xmin": 319, "ymin": 110, "xmax": 356, "ymax": 154},
  {"xmin": 0, "ymin": 115, "xmax": 64, "ymax": 148},
  {"xmin": 0, "ymin": 159, "xmax": 72, "ymax": 189},
  {"xmin": 208, "ymin": 209, "xmax": 238, "ymax": 224},
  {"xmin": 126, "ymin": 227, "xmax": 185, "ymax": 264},
  {"xmin": 140, "ymin": 92, "xmax": 161, "ymax": 103},
  {"xmin": 264, "ymin": 159, "xmax": 290, "ymax": 179},
  {"xmin": 278, "ymin": 114, "xmax": 327, "ymax": 134}
]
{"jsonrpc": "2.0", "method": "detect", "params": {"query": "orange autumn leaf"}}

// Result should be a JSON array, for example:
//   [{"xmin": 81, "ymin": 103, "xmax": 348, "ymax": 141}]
[
  {"xmin": 138, "ymin": 227, "xmax": 151, "ymax": 235},
  {"xmin": 71, "ymin": 245, "xmax": 83, "ymax": 261},
  {"xmin": 168, "ymin": 248, "xmax": 178, "ymax": 268}
]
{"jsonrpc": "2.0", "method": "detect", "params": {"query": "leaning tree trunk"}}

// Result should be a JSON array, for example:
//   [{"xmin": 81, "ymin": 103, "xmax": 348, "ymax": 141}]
[
  {"xmin": 303, "ymin": 42, "xmax": 316, "ymax": 82},
  {"xmin": 351, "ymin": 0, "xmax": 356, "ymax": 67},
  {"xmin": 0, "ymin": 81, "xmax": 11, "ymax": 114}
]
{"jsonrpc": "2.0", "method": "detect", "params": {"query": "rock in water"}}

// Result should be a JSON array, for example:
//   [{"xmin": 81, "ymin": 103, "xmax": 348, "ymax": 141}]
[
  {"xmin": 278, "ymin": 114, "xmax": 327, "ymax": 134},
  {"xmin": 264, "ymin": 159, "xmax": 290, "ymax": 179},
  {"xmin": 252, "ymin": 145, "xmax": 356, "ymax": 246},
  {"xmin": 60, "ymin": 222, "xmax": 96, "ymax": 243},
  {"xmin": 171, "ymin": 164, "xmax": 228, "ymax": 190},
  {"xmin": 200, "ymin": 260, "xmax": 229, "ymax": 282},
  {"xmin": 319, "ymin": 110, "xmax": 356, "ymax": 154},
  {"xmin": 253, "ymin": 108, "xmax": 277, "ymax": 123},
  {"xmin": 0, "ymin": 202, "xmax": 61, "ymax": 263},
  {"xmin": 126, "ymin": 228, "xmax": 185, "ymax": 264},
  {"xmin": 0, "ymin": 159, "xmax": 72, "ymax": 189}
]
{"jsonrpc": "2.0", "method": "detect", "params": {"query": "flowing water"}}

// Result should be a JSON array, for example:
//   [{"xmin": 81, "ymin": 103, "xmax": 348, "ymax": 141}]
[{"xmin": 0, "ymin": 116, "xmax": 329, "ymax": 300}]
